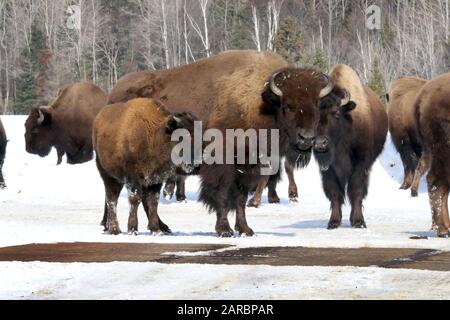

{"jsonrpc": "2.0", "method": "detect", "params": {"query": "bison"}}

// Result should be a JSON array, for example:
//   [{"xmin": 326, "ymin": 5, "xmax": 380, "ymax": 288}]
[
  {"xmin": 415, "ymin": 72, "xmax": 450, "ymax": 237},
  {"xmin": 387, "ymin": 77, "xmax": 427, "ymax": 196},
  {"xmin": 0, "ymin": 119, "xmax": 6, "ymax": 189},
  {"xmin": 93, "ymin": 98, "xmax": 199, "ymax": 235},
  {"xmin": 109, "ymin": 50, "xmax": 341, "ymax": 237},
  {"xmin": 313, "ymin": 64, "xmax": 388, "ymax": 229},
  {"xmin": 25, "ymin": 82, "xmax": 108, "ymax": 164}
]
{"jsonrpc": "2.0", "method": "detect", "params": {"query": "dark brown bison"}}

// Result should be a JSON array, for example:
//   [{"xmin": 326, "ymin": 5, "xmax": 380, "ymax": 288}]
[
  {"xmin": 93, "ymin": 98, "xmax": 199, "ymax": 235},
  {"xmin": 415, "ymin": 72, "xmax": 450, "ymax": 237},
  {"xmin": 313, "ymin": 65, "xmax": 388, "ymax": 229},
  {"xmin": 0, "ymin": 119, "xmax": 7, "ymax": 189},
  {"xmin": 109, "ymin": 50, "xmax": 341, "ymax": 237},
  {"xmin": 387, "ymin": 77, "xmax": 427, "ymax": 196},
  {"xmin": 25, "ymin": 82, "xmax": 108, "ymax": 164}
]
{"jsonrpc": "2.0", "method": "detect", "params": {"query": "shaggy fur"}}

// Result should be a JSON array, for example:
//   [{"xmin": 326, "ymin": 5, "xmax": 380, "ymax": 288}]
[
  {"xmin": 93, "ymin": 98, "xmax": 198, "ymax": 235},
  {"xmin": 314, "ymin": 64, "xmax": 388, "ymax": 229},
  {"xmin": 415, "ymin": 73, "xmax": 450, "ymax": 237},
  {"xmin": 0, "ymin": 119, "xmax": 7, "ymax": 189},
  {"xmin": 387, "ymin": 77, "xmax": 427, "ymax": 193},
  {"xmin": 109, "ymin": 50, "xmax": 339, "ymax": 237},
  {"xmin": 25, "ymin": 82, "xmax": 108, "ymax": 164}
]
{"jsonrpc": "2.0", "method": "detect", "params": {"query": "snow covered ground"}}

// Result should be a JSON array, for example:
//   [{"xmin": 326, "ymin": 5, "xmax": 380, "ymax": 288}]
[{"xmin": 0, "ymin": 115, "xmax": 449, "ymax": 300}]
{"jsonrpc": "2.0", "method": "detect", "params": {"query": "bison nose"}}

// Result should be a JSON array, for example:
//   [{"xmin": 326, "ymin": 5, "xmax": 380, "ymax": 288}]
[
  {"xmin": 297, "ymin": 133, "xmax": 315, "ymax": 151},
  {"xmin": 314, "ymin": 136, "xmax": 329, "ymax": 153}
]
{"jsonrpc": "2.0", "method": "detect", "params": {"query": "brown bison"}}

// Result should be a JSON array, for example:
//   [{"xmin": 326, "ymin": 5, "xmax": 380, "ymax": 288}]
[
  {"xmin": 93, "ymin": 98, "xmax": 199, "ymax": 235},
  {"xmin": 109, "ymin": 50, "xmax": 341, "ymax": 237},
  {"xmin": 387, "ymin": 77, "xmax": 427, "ymax": 196},
  {"xmin": 415, "ymin": 73, "xmax": 450, "ymax": 238},
  {"xmin": 313, "ymin": 65, "xmax": 388, "ymax": 229},
  {"xmin": 0, "ymin": 119, "xmax": 6, "ymax": 189},
  {"xmin": 25, "ymin": 82, "xmax": 108, "ymax": 164}
]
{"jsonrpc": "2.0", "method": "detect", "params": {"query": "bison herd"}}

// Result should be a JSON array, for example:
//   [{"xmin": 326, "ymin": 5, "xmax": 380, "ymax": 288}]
[{"xmin": 1, "ymin": 50, "xmax": 449, "ymax": 238}]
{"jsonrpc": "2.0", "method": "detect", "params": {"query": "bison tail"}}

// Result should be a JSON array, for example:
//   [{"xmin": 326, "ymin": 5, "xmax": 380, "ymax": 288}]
[{"xmin": 397, "ymin": 140, "xmax": 420, "ymax": 173}]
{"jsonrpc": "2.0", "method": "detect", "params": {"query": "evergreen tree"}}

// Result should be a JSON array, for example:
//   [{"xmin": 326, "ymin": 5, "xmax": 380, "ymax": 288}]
[
  {"xmin": 273, "ymin": 17, "xmax": 304, "ymax": 65},
  {"xmin": 301, "ymin": 49, "xmax": 329, "ymax": 72},
  {"xmin": 368, "ymin": 57, "xmax": 386, "ymax": 103},
  {"xmin": 15, "ymin": 20, "xmax": 49, "ymax": 114}
]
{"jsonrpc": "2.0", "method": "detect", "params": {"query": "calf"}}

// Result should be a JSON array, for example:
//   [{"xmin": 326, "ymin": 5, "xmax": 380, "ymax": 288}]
[
  {"xmin": 314, "ymin": 65, "xmax": 388, "ymax": 229},
  {"xmin": 93, "ymin": 98, "xmax": 198, "ymax": 235}
]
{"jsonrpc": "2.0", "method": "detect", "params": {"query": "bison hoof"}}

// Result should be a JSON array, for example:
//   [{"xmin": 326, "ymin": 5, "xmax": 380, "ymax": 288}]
[
  {"xmin": 268, "ymin": 196, "xmax": 280, "ymax": 204},
  {"xmin": 240, "ymin": 229, "xmax": 255, "ymax": 237},
  {"xmin": 411, "ymin": 190, "xmax": 419, "ymax": 198},
  {"xmin": 108, "ymin": 227, "xmax": 121, "ymax": 236},
  {"xmin": 437, "ymin": 230, "xmax": 450, "ymax": 238},
  {"xmin": 289, "ymin": 197, "xmax": 299, "ymax": 203},
  {"xmin": 0, "ymin": 182, "xmax": 6, "ymax": 190},
  {"xmin": 352, "ymin": 221, "xmax": 367, "ymax": 229},
  {"xmin": 128, "ymin": 228, "xmax": 139, "ymax": 236},
  {"xmin": 327, "ymin": 222, "xmax": 341, "ymax": 230},
  {"xmin": 247, "ymin": 198, "xmax": 261, "ymax": 208},
  {"xmin": 176, "ymin": 196, "xmax": 187, "ymax": 202},
  {"xmin": 163, "ymin": 191, "xmax": 174, "ymax": 201}
]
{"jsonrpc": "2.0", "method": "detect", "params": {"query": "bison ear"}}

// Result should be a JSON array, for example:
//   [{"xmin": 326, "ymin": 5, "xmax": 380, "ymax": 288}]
[
  {"xmin": 342, "ymin": 101, "xmax": 357, "ymax": 113},
  {"xmin": 165, "ymin": 114, "xmax": 183, "ymax": 135}
]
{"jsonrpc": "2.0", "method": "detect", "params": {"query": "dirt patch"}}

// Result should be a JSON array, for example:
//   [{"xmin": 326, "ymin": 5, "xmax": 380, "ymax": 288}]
[
  {"xmin": 0, "ymin": 242, "xmax": 448, "ymax": 271},
  {"xmin": 0, "ymin": 243, "xmax": 231, "ymax": 263}
]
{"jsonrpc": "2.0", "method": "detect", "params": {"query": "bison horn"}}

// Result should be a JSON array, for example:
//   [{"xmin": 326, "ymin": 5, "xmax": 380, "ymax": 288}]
[
  {"xmin": 319, "ymin": 75, "xmax": 334, "ymax": 98},
  {"xmin": 37, "ymin": 106, "xmax": 51, "ymax": 125},
  {"xmin": 173, "ymin": 116, "xmax": 182, "ymax": 124},
  {"xmin": 340, "ymin": 89, "xmax": 351, "ymax": 107},
  {"xmin": 269, "ymin": 71, "xmax": 283, "ymax": 97}
]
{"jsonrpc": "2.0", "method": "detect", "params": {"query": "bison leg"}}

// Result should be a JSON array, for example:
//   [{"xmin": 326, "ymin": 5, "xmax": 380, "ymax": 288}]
[
  {"xmin": 142, "ymin": 184, "xmax": 171, "ymax": 235},
  {"xmin": 0, "ymin": 160, "xmax": 5, "ymax": 190},
  {"xmin": 247, "ymin": 176, "xmax": 269, "ymax": 208},
  {"xmin": 56, "ymin": 148, "xmax": 65, "ymax": 166},
  {"xmin": 267, "ymin": 175, "xmax": 281, "ymax": 204},
  {"xmin": 235, "ymin": 190, "xmax": 255, "ymax": 237},
  {"xmin": 175, "ymin": 176, "xmax": 187, "ymax": 202},
  {"xmin": 127, "ymin": 187, "xmax": 141, "ymax": 235},
  {"xmin": 163, "ymin": 177, "xmax": 176, "ymax": 200},
  {"xmin": 348, "ymin": 166, "xmax": 369, "ymax": 229},
  {"xmin": 411, "ymin": 153, "xmax": 430, "ymax": 198},
  {"xmin": 104, "ymin": 180, "xmax": 123, "ymax": 235},
  {"xmin": 322, "ymin": 170, "xmax": 344, "ymax": 229},
  {"xmin": 285, "ymin": 160, "xmax": 298, "ymax": 202},
  {"xmin": 427, "ymin": 172, "xmax": 450, "ymax": 238}
]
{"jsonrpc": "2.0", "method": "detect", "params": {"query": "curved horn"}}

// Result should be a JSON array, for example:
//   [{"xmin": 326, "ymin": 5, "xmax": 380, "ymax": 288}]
[
  {"xmin": 319, "ymin": 75, "xmax": 334, "ymax": 98},
  {"xmin": 37, "ymin": 106, "xmax": 50, "ymax": 125},
  {"xmin": 340, "ymin": 89, "xmax": 351, "ymax": 107},
  {"xmin": 173, "ymin": 116, "xmax": 182, "ymax": 124},
  {"xmin": 269, "ymin": 71, "xmax": 283, "ymax": 97}
]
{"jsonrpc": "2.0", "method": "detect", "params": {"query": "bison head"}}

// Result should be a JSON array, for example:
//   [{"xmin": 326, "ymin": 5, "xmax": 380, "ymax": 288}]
[
  {"xmin": 166, "ymin": 112, "xmax": 200, "ymax": 175},
  {"xmin": 24, "ymin": 106, "xmax": 54, "ymax": 157},
  {"xmin": 261, "ymin": 68, "xmax": 335, "ymax": 162},
  {"xmin": 313, "ymin": 87, "xmax": 357, "ymax": 171}
]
